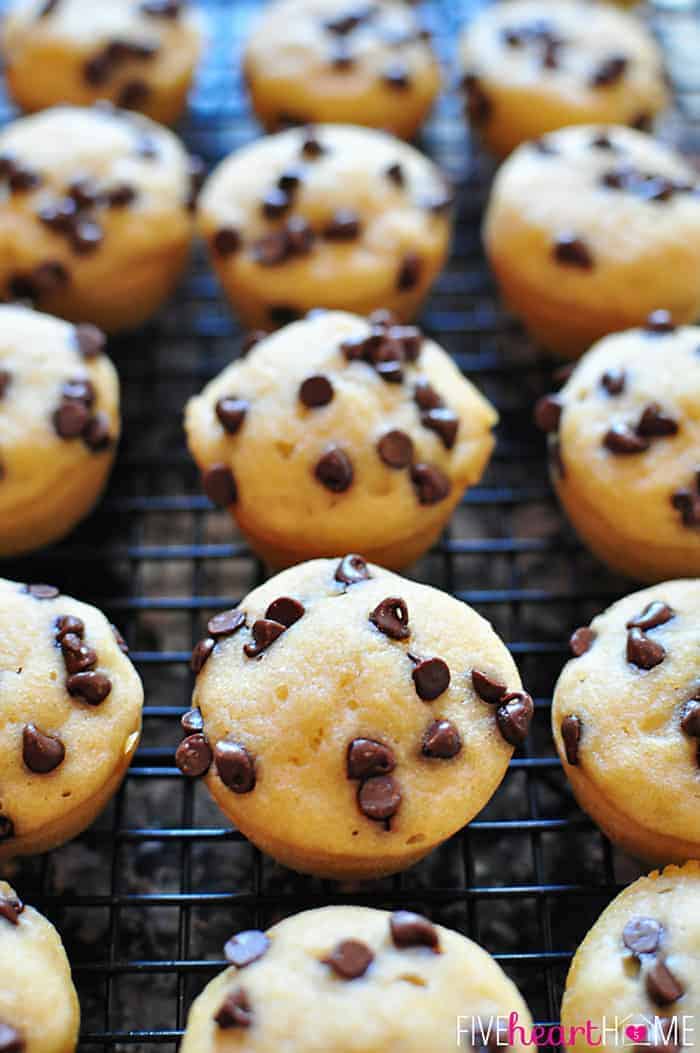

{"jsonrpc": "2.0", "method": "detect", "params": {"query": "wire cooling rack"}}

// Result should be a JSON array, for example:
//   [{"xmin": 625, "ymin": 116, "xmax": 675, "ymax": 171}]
[{"xmin": 1, "ymin": 0, "xmax": 699, "ymax": 1049}]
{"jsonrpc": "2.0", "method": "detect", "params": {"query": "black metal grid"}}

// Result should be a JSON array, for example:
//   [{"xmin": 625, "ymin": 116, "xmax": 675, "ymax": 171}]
[{"xmin": 1, "ymin": 0, "xmax": 699, "ymax": 1049}]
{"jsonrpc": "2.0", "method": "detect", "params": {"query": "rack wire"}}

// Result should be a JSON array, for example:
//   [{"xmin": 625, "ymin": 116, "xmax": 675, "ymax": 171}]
[{"xmin": 1, "ymin": 0, "xmax": 699, "ymax": 1049}]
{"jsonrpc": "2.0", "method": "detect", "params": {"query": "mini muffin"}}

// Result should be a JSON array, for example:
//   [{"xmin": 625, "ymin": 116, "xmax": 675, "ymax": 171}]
[
  {"xmin": 184, "ymin": 310, "xmax": 496, "ymax": 570},
  {"xmin": 181, "ymin": 557, "xmax": 533, "ymax": 879},
  {"xmin": 552, "ymin": 580, "xmax": 700, "ymax": 865},
  {"xmin": 180, "ymin": 906, "xmax": 534, "ymax": 1053},
  {"xmin": 535, "ymin": 320, "xmax": 700, "ymax": 581},
  {"xmin": 459, "ymin": 0, "xmax": 668, "ymax": 158},
  {"xmin": 0, "ymin": 104, "xmax": 196, "ymax": 331},
  {"xmin": 243, "ymin": 0, "xmax": 440, "ymax": 139},
  {"xmin": 2, "ymin": 0, "xmax": 203, "ymax": 125},
  {"xmin": 0, "ymin": 305, "xmax": 119, "ymax": 556},
  {"xmin": 0, "ymin": 880, "xmax": 80, "ymax": 1053},
  {"xmin": 483, "ymin": 125, "xmax": 700, "ymax": 357},
  {"xmin": 197, "ymin": 124, "xmax": 452, "ymax": 329},
  {"xmin": 562, "ymin": 863, "xmax": 700, "ymax": 1050},
  {"xmin": 0, "ymin": 577, "xmax": 143, "ymax": 860}
]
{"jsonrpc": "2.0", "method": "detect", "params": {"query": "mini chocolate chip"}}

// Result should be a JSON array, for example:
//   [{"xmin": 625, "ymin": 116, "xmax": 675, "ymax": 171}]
[
  {"xmin": 592, "ymin": 131, "xmax": 615, "ymax": 149},
  {"xmin": 335, "ymin": 553, "xmax": 370, "ymax": 585},
  {"xmin": 82, "ymin": 412, "xmax": 110, "ymax": 451},
  {"xmin": 570, "ymin": 627, "xmax": 595, "ymax": 656},
  {"xmin": 323, "ymin": 208, "xmax": 361, "ymax": 240},
  {"xmin": 637, "ymin": 403, "xmax": 679, "ymax": 438},
  {"xmin": 561, "ymin": 715, "xmax": 582, "ymax": 766},
  {"xmin": 74, "ymin": 323, "xmax": 105, "ymax": 359},
  {"xmin": 0, "ymin": 370, "xmax": 11, "ymax": 399},
  {"xmin": 0, "ymin": 1025, "xmax": 23, "ymax": 1053},
  {"xmin": 224, "ymin": 930, "xmax": 269, "ymax": 968},
  {"xmin": 215, "ymin": 397, "xmax": 248, "ymax": 434},
  {"xmin": 604, "ymin": 424, "xmax": 650, "ymax": 455},
  {"xmin": 645, "ymin": 310, "xmax": 675, "ymax": 334},
  {"xmin": 314, "ymin": 447, "xmax": 354, "ymax": 492},
  {"xmin": 357, "ymin": 773, "xmax": 401, "ymax": 821},
  {"xmin": 243, "ymin": 619, "xmax": 286, "ymax": 657},
  {"xmin": 70, "ymin": 218, "xmax": 103, "ymax": 255},
  {"xmin": 285, "ymin": 216, "xmax": 315, "ymax": 256},
  {"xmin": 397, "ymin": 253, "xmax": 422, "ymax": 291},
  {"xmin": 369, "ymin": 597, "xmax": 410, "ymax": 640},
  {"xmin": 496, "ymin": 692, "xmax": 534, "ymax": 747},
  {"xmin": 377, "ymin": 429, "xmax": 413, "ymax": 469},
  {"xmin": 422, "ymin": 718, "xmax": 461, "ymax": 759},
  {"xmin": 390, "ymin": 911, "xmax": 440, "ymax": 951},
  {"xmin": 626, "ymin": 601, "xmax": 675, "ymax": 631},
  {"xmin": 63, "ymin": 377, "xmax": 95, "ymax": 405},
  {"xmin": 347, "ymin": 738, "xmax": 396, "ymax": 780},
  {"xmin": 412, "ymin": 657, "xmax": 450, "ymax": 701},
  {"xmin": 22, "ymin": 724, "xmax": 66, "ymax": 773},
  {"xmin": 627, "ymin": 628, "xmax": 666, "ymax": 670},
  {"xmin": 0, "ymin": 817, "xmax": 14, "ymax": 841},
  {"xmin": 181, "ymin": 707, "xmax": 204, "ymax": 734},
  {"xmin": 421, "ymin": 407, "xmax": 459, "ymax": 450},
  {"xmin": 389, "ymin": 325, "xmax": 422, "ymax": 361},
  {"xmin": 118, "ymin": 80, "xmax": 151, "ymax": 109},
  {"xmin": 25, "ymin": 583, "xmax": 59, "ymax": 599},
  {"xmin": 386, "ymin": 162, "xmax": 405, "ymax": 187},
  {"xmin": 262, "ymin": 188, "xmax": 291, "ymax": 218},
  {"xmin": 414, "ymin": 379, "xmax": 443, "ymax": 411},
  {"xmin": 671, "ymin": 473, "xmax": 700, "ymax": 527},
  {"xmin": 265, "ymin": 597, "xmax": 304, "ymax": 627},
  {"xmin": 681, "ymin": 698, "xmax": 700, "ymax": 737},
  {"xmin": 410, "ymin": 463, "xmax": 450, "ymax": 504},
  {"xmin": 175, "ymin": 734, "xmax": 212, "ymax": 777},
  {"xmin": 252, "ymin": 231, "xmax": 289, "ymax": 266},
  {"xmin": 191, "ymin": 637, "xmax": 215, "ymax": 674},
  {"xmin": 472, "ymin": 669, "xmax": 507, "ymax": 704},
  {"xmin": 8, "ymin": 166, "xmax": 40, "ymax": 192},
  {"xmin": 214, "ymin": 740, "xmax": 256, "ymax": 792},
  {"xmin": 55, "ymin": 614, "xmax": 84, "ymax": 641},
  {"xmin": 462, "ymin": 74, "xmax": 492, "ymax": 124},
  {"xmin": 623, "ymin": 917, "xmax": 663, "ymax": 956},
  {"xmin": 202, "ymin": 464, "xmax": 237, "ymax": 507},
  {"xmin": 66, "ymin": 670, "xmax": 112, "ymax": 704},
  {"xmin": 534, "ymin": 395, "xmax": 562, "ymax": 433},
  {"xmin": 61, "ymin": 633, "xmax": 97, "ymax": 674},
  {"xmin": 32, "ymin": 259, "xmax": 70, "ymax": 294},
  {"xmin": 213, "ymin": 228, "xmax": 241, "ymax": 257},
  {"xmin": 646, "ymin": 960, "xmax": 685, "ymax": 1006},
  {"xmin": 591, "ymin": 54, "xmax": 628, "ymax": 87},
  {"xmin": 0, "ymin": 894, "xmax": 23, "ymax": 925},
  {"xmin": 601, "ymin": 368, "xmax": 626, "ymax": 395},
  {"xmin": 38, "ymin": 0, "xmax": 60, "ymax": 14},
  {"xmin": 382, "ymin": 64, "xmax": 411, "ymax": 90},
  {"xmin": 107, "ymin": 183, "xmax": 137, "ymax": 207},
  {"xmin": 300, "ymin": 127, "xmax": 326, "ymax": 159},
  {"xmin": 299, "ymin": 375, "xmax": 334, "ymax": 408},
  {"xmin": 208, "ymin": 609, "xmax": 245, "ymax": 638},
  {"xmin": 215, "ymin": 988, "xmax": 252, "ymax": 1029},
  {"xmin": 375, "ymin": 359, "xmax": 403, "ymax": 384},
  {"xmin": 323, "ymin": 940, "xmax": 374, "ymax": 979},
  {"xmin": 553, "ymin": 234, "xmax": 594, "ymax": 269}
]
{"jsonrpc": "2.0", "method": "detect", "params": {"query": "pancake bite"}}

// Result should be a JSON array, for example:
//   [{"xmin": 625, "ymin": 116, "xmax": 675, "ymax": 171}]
[
  {"xmin": 536, "ymin": 319, "xmax": 700, "ymax": 581},
  {"xmin": 553, "ymin": 580, "xmax": 700, "ymax": 864},
  {"xmin": 184, "ymin": 310, "xmax": 496, "ymax": 569},
  {"xmin": 197, "ymin": 124, "xmax": 453, "ymax": 329},
  {"xmin": 459, "ymin": 0, "xmax": 668, "ymax": 157},
  {"xmin": 484, "ymin": 125, "xmax": 700, "ymax": 357},
  {"xmin": 0, "ymin": 577, "xmax": 143, "ymax": 860},
  {"xmin": 0, "ymin": 880, "xmax": 80, "ymax": 1053},
  {"xmin": 181, "ymin": 906, "xmax": 534, "ymax": 1053},
  {"xmin": 2, "ymin": 0, "xmax": 202, "ymax": 125},
  {"xmin": 181, "ymin": 558, "xmax": 533, "ymax": 879},
  {"xmin": 243, "ymin": 0, "xmax": 440, "ymax": 139},
  {"xmin": 0, "ymin": 305, "xmax": 119, "ymax": 556},
  {"xmin": 0, "ymin": 104, "xmax": 196, "ymax": 331}
]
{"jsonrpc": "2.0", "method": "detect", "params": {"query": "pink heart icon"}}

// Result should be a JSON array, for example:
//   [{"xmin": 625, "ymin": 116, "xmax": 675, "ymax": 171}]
[{"xmin": 626, "ymin": 1026, "xmax": 647, "ymax": 1044}]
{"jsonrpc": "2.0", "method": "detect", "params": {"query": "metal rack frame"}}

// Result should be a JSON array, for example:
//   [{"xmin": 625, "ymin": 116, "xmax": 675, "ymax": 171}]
[{"xmin": 1, "ymin": 1, "xmax": 698, "ymax": 1049}]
